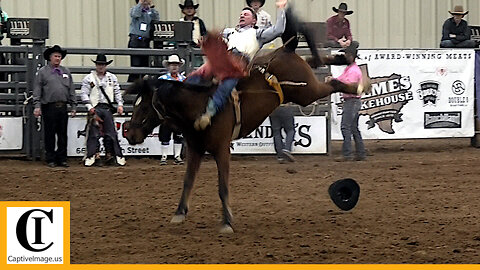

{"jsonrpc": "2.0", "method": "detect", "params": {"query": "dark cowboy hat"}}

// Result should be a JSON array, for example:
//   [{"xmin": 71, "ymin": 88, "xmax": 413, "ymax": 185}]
[
  {"xmin": 328, "ymin": 178, "xmax": 360, "ymax": 211},
  {"xmin": 91, "ymin": 53, "xmax": 113, "ymax": 65},
  {"xmin": 179, "ymin": 0, "xmax": 199, "ymax": 9},
  {"xmin": 333, "ymin": 3, "xmax": 353, "ymax": 15},
  {"xmin": 339, "ymin": 43, "xmax": 359, "ymax": 58},
  {"xmin": 246, "ymin": 0, "xmax": 265, "ymax": 8},
  {"xmin": 449, "ymin": 5, "xmax": 468, "ymax": 16},
  {"xmin": 43, "ymin": 45, "xmax": 67, "ymax": 60}
]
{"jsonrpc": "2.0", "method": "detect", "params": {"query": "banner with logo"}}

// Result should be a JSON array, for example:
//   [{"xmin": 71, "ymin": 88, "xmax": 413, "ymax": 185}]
[
  {"xmin": 230, "ymin": 116, "xmax": 327, "ymax": 154},
  {"xmin": 67, "ymin": 117, "xmax": 161, "ymax": 157},
  {"xmin": 67, "ymin": 116, "xmax": 328, "ymax": 156},
  {"xmin": 330, "ymin": 49, "xmax": 475, "ymax": 140},
  {"xmin": 475, "ymin": 50, "xmax": 480, "ymax": 121},
  {"xmin": 0, "ymin": 118, "xmax": 23, "ymax": 150},
  {"xmin": 1, "ymin": 201, "xmax": 70, "ymax": 266}
]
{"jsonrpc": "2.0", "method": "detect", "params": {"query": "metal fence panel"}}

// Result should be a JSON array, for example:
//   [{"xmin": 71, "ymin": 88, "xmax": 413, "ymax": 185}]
[{"xmin": 3, "ymin": 0, "xmax": 480, "ymax": 67}]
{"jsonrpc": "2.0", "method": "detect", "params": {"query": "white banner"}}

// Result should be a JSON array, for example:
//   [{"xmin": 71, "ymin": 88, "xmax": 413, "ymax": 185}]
[
  {"xmin": 330, "ymin": 49, "xmax": 475, "ymax": 140},
  {"xmin": 67, "ymin": 116, "xmax": 328, "ymax": 156},
  {"xmin": 0, "ymin": 117, "xmax": 23, "ymax": 150},
  {"xmin": 67, "ymin": 117, "xmax": 162, "ymax": 157},
  {"xmin": 231, "ymin": 116, "xmax": 327, "ymax": 154}
]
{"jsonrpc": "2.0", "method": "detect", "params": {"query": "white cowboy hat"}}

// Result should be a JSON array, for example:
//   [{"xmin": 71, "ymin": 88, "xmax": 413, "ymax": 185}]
[
  {"xmin": 449, "ymin": 5, "xmax": 468, "ymax": 16},
  {"xmin": 162, "ymin": 55, "xmax": 185, "ymax": 68}
]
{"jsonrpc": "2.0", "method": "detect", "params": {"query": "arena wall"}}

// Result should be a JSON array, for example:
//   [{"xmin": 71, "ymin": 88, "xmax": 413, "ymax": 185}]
[{"xmin": 2, "ymin": 0, "xmax": 480, "ymax": 67}]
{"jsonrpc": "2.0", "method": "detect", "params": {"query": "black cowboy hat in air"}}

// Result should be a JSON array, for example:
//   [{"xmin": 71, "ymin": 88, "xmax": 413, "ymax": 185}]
[
  {"xmin": 328, "ymin": 178, "xmax": 360, "ymax": 211},
  {"xmin": 246, "ymin": 0, "xmax": 265, "ymax": 8},
  {"xmin": 179, "ymin": 0, "xmax": 199, "ymax": 9},
  {"xmin": 43, "ymin": 45, "xmax": 67, "ymax": 60},
  {"xmin": 333, "ymin": 3, "xmax": 354, "ymax": 15},
  {"xmin": 91, "ymin": 53, "xmax": 113, "ymax": 65}
]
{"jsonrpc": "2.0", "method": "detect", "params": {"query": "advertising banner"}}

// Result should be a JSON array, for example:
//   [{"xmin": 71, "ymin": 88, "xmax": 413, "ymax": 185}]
[
  {"xmin": 0, "ymin": 118, "xmax": 23, "ymax": 150},
  {"xmin": 67, "ymin": 116, "xmax": 328, "ymax": 156},
  {"xmin": 330, "ymin": 49, "xmax": 475, "ymax": 140}
]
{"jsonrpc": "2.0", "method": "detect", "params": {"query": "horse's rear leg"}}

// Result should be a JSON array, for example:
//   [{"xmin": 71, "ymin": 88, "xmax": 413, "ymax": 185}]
[
  {"xmin": 171, "ymin": 147, "xmax": 203, "ymax": 223},
  {"xmin": 213, "ymin": 146, "xmax": 233, "ymax": 233}
]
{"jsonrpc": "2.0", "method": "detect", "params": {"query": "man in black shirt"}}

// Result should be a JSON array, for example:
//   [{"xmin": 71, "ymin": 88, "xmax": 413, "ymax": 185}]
[{"xmin": 440, "ymin": 5, "xmax": 477, "ymax": 48}]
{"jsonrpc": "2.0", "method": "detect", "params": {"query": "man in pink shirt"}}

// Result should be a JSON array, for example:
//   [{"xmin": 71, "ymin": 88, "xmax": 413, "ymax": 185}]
[{"xmin": 334, "ymin": 43, "xmax": 366, "ymax": 161}]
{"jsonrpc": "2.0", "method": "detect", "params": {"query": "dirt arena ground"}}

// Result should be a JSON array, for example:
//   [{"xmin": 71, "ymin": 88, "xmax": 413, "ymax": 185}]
[{"xmin": 1, "ymin": 138, "xmax": 480, "ymax": 264}]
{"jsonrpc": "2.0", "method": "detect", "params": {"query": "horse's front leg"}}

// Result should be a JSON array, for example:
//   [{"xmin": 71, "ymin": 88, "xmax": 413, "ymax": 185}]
[
  {"xmin": 213, "ymin": 146, "xmax": 233, "ymax": 233},
  {"xmin": 171, "ymin": 146, "xmax": 203, "ymax": 223}
]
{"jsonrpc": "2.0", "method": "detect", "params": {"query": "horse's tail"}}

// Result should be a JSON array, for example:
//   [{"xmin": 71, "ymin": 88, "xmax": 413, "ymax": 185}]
[{"xmin": 281, "ymin": 6, "xmax": 322, "ymax": 68}]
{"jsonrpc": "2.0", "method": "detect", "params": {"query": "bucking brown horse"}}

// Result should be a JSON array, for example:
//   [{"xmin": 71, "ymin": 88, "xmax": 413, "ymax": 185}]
[
  {"xmin": 125, "ymin": 44, "xmax": 368, "ymax": 233},
  {"xmin": 125, "ymin": 7, "xmax": 369, "ymax": 232}
]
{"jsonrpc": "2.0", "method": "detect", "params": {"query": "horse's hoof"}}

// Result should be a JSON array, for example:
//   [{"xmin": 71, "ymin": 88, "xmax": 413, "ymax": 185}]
[
  {"xmin": 170, "ymin": 215, "xmax": 186, "ymax": 223},
  {"xmin": 356, "ymin": 83, "xmax": 364, "ymax": 96},
  {"xmin": 194, "ymin": 114, "xmax": 211, "ymax": 130},
  {"xmin": 219, "ymin": 225, "xmax": 234, "ymax": 234},
  {"xmin": 358, "ymin": 78, "xmax": 372, "ymax": 95}
]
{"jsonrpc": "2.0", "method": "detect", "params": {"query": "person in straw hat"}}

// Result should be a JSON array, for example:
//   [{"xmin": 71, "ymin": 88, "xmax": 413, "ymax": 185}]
[
  {"xmin": 80, "ymin": 53, "xmax": 126, "ymax": 167},
  {"xmin": 158, "ymin": 54, "xmax": 187, "ymax": 165},
  {"xmin": 440, "ymin": 5, "xmax": 477, "ymax": 48}
]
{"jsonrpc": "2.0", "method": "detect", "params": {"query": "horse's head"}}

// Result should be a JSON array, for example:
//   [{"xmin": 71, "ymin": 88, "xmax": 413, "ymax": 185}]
[{"xmin": 125, "ymin": 77, "xmax": 163, "ymax": 145}]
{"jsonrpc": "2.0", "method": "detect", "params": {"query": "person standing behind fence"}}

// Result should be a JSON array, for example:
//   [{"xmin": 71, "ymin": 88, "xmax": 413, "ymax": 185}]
[
  {"xmin": 0, "ymin": 1, "xmax": 8, "ymax": 81},
  {"xmin": 179, "ymin": 0, "xmax": 207, "ymax": 47},
  {"xmin": 128, "ymin": 0, "xmax": 159, "ymax": 82},
  {"xmin": 440, "ymin": 6, "xmax": 477, "ymax": 48},
  {"xmin": 269, "ymin": 104, "xmax": 295, "ymax": 164},
  {"xmin": 81, "ymin": 54, "xmax": 126, "ymax": 167},
  {"xmin": 158, "ymin": 54, "xmax": 186, "ymax": 165},
  {"xmin": 247, "ymin": 0, "xmax": 272, "ymax": 29},
  {"xmin": 33, "ymin": 45, "xmax": 77, "ymax": 168},
  {"xmin": 331, "ymin": 43, "xmax": 366, "ymax": 162},
  {"xmin": 325, "ymin": 3, "xmax": 358, "ymax": 49}
]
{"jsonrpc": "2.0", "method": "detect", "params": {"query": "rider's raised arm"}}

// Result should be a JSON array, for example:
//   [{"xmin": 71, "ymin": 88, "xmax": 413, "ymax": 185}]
[
  {"xmin": 222, "ymin": 27, "xmax": 235, "ymax": 39},
  {"xmin": 256, "ymin": 8, "xmax": 286, "ymax": 47}
]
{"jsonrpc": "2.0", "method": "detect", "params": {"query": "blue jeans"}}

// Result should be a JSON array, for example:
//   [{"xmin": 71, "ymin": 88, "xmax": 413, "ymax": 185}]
[
  {"xmin": 269, "ymin": 106, "xmax": 295, "ymax": 158},
  {"xmin": 211, "ymin": 78, "xmax": 239, "ymax": 113},
  {"xmin": 341, "ymin": 98, "xmax": 365, "ymax": 158},
  {"xmin": 440, "ymin": 39, "xmax": 477, "ymax": 48}
]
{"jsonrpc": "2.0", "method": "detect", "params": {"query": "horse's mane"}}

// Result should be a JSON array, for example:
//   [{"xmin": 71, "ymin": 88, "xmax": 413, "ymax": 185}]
[{"xmin": 155, "ymin": 79, "xmax": 215, "ymax": 102}]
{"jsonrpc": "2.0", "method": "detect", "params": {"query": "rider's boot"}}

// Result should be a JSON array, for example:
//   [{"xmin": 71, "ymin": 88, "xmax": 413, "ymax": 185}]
[
  {"xmin": 194, "ymin": 78, "xmax": 239, "ymax": 130},
  {"xmin": 194, "ymin": 99, "xmax": 216, "ymax": 130}
]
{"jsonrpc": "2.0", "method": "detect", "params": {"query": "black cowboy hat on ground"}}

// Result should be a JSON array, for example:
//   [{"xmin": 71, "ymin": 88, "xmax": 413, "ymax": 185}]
[
  {"xmin": 449, "ymin": 5, "xmax": 468, "ymax": 16},
  {"xmin": 179, "ymin": 0, "xmax": 199, "ymax": 9},
  {"xmin": 328, "ymin": 178, "xmax": 360, "ymax": 211},
  {"xmin": 43, "ymin": 45, "xmax": 67, "ymax": 60},
  {"xmin": 333, "ymin": 3, "xmax": 354, "ymax": 15},
  {"xmin": 91, "ymin": 53, "xmax": 113, "ymax": 65},
  {"xmin": 247, "ymin": 0, "xmax": 265, "ymax": 8}
]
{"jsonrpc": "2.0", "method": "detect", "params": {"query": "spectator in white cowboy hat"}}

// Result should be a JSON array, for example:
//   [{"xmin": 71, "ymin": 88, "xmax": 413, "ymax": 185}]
[
  {"xmin": 33, "ymin": 45, "xmax": 77, "ymax": 168},
  {"xmin": 179, "ymin": 0, "xmax": 207, "ymax": 47},
  {"xmin": 326, "ymin": 3, "xmax": 359, "ymax": 49},
  {"xmin": 80, "ymin": 53, "xmax": 126, "ymax": 167},
  {"xmin": 158, "ymin": 54, "xmax": 187, "ymax": 165},
  {"xmin": 246, "ymin": 0, "xmax": 272, "ymax": 29},
  {"xmin": 440, "ymin": 5, "xmax": 477, "ymax": 48}
]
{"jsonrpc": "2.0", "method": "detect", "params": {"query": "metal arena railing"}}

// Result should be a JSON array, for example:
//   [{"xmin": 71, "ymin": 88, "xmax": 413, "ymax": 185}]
[{"xmin": 0, "ymin": 43, "xmax": 333, "ymax": 158}]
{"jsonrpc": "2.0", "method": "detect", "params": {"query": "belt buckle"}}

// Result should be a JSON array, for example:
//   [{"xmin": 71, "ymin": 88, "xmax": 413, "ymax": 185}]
[{"xmin": 55, "ymin": 101, "xmax": 65, "ymax": 108}]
